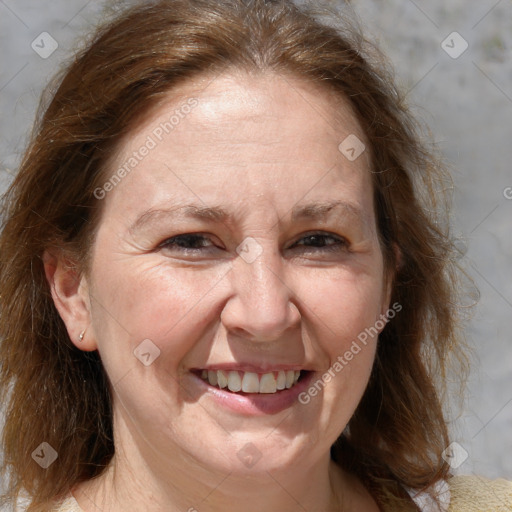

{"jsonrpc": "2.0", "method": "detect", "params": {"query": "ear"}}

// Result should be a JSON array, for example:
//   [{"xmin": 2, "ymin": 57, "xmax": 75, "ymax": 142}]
[
  {"xmin": 379, "ymin": 243, "xmax": 402, "ymax": 321},
  {"xmin": 42, "ymin": 249, "xmax": 97, "ymax": 351}
]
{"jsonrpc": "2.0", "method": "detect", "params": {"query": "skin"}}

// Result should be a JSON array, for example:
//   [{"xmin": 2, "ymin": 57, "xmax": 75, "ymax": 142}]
[{"xmin": 44, "ymin": 70, "xmax": 391, "ymax": 511}]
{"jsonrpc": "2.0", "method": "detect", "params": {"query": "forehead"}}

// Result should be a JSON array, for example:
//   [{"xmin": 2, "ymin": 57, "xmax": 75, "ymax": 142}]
[{"xmin": 99, "ymin": 70, "xmax": 374, "ymax": 225}]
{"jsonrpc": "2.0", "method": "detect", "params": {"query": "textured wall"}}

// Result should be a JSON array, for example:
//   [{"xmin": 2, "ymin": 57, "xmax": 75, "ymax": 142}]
[
  {"xmin": 351, "ymin": 0, "xmax": 512, "ymax": 480},
  {"xmin": 0, "ymin": 0, "xmax": 511, "ymax": 484}
]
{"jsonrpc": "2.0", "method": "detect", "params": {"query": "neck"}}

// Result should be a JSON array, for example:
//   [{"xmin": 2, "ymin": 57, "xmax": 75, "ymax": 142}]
[
  {"xmin": 74, "ymin": 456, "xmax": 347, "ymax": 512},
  {"xmin": 73, "ymin": 424, "xmax": 351, "ymax": 512},
  {"xmin": 71, "ymin": 408, "xmax": 382, "ymax": 512}
]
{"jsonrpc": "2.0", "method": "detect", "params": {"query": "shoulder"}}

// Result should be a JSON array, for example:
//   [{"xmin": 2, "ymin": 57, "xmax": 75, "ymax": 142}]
[
  {"xmin": 406, "ymin": 475, "xmax": 512, "ymax": 512},
  {"xmin": 49, "ymin": 497, "xmax": 83, "ymax": 512},
  {"xmin": 14, "ymin": 477, "xmax": 512, "ymax": 512},
  {"xmin": 447, "ymin": 475, "xmax": 512, "ymax": 512},
  {"xmin": 8, "ymin": 495, "xmax": 82, "ymax": 512}
]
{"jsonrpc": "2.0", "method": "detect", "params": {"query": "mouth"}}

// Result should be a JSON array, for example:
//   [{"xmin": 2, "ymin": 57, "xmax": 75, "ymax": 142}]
[
  {"xmin": 194, "ymin": 369, "xmax": 305, "ymax": 394},
  {"xmin": 188, "ymin": 367, "xmax": 314, "ymax": 415}
]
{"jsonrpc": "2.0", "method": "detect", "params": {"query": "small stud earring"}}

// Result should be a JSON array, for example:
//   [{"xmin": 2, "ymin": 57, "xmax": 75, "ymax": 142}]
[{"xmin": 79, "ymin": 328, "xmax": 86, "ymax": 342}]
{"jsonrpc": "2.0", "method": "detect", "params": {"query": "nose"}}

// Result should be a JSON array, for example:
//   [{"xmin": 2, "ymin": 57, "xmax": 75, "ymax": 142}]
[{"xmin": 220, "ymin": 250, "xmax": 301, "ymax": 342}]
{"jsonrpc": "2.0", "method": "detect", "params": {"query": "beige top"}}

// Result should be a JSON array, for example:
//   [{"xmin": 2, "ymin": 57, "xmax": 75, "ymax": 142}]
[
  {"xmin": 43, "ymin": 475, "xmax": 512, "ymax": 511},
  {"xmin": 447, "ymin": 475, "xmax": 512, "ymax": 511}
]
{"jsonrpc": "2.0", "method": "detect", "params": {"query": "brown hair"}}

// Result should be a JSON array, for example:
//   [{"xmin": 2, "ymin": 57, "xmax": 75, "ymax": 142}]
[{"xmin": 0, "ymin": 0, "xmax": 468, "ymax": 508}]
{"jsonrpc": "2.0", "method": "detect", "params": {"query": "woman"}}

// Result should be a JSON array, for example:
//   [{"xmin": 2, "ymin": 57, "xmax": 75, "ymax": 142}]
[{"xmin": 0, "ymin": 0, "xmax": 510, "ymax": 510}]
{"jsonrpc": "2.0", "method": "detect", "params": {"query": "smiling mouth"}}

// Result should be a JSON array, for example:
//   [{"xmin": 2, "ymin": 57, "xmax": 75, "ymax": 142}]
[{"xmin": 194, "ymin": 369, "xmax": 305, "ymax": 394}]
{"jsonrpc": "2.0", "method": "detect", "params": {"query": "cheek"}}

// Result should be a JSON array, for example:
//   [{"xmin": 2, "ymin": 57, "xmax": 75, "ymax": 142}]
[
  {"xmin": 89, "ymin": 256, "xmax": 231, "ymax": 381},
  {"xmin": 299, "ymin": 266, "xmax": 386, "ymax": 350},
  {"xmin": 296, "ymin": 269, "xmax": 384, "ymax": 417}
]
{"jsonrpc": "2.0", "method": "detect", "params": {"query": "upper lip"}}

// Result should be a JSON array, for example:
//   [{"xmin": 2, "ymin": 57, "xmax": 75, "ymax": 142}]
[{"xmin": 193, "ymin": 363, "xmax": 309, "ymax": 373}]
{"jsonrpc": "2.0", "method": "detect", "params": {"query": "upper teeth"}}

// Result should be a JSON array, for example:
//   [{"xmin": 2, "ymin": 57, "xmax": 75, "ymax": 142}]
[{"xmin": 200, "ymin": 370, "xmax": 301, "ymax": 394}]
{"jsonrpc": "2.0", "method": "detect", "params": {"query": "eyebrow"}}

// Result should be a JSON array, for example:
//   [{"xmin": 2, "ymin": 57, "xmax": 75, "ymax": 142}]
[{"xmin": 129, "ymin": 200, "xmax": 367, "ymax": 234}]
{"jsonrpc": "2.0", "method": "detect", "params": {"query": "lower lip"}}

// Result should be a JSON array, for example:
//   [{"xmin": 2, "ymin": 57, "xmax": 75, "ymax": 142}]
[{"xmin": 186, "ymin": 371, "xmax": 315, "ymax": 416}]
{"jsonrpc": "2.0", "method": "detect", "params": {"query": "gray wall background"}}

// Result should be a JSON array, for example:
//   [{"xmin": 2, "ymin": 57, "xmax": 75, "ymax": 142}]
[{"xmin": 0, "ymin": 0, "xmax": 511, "ymax": 482}]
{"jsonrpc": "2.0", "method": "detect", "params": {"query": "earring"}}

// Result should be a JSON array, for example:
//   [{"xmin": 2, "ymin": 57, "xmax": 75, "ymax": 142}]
[{"xmin": 79, "ymin": 328, "xmax": 86, "ymax": 342}]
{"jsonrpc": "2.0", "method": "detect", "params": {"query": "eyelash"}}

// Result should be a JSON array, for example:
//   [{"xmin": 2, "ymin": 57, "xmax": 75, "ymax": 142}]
[{"xmin": 158, "ymin": 232, "xmax": 349, "ymax": 255}]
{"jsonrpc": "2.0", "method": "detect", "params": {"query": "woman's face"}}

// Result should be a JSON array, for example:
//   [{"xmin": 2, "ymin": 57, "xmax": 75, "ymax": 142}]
[{"xmin": 80, "ymin": 71, "xmax": 390, "ymax": 478}]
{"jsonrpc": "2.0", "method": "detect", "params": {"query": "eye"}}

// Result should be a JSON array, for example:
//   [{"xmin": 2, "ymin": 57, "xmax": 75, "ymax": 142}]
[
  {"xmin": 290, "ymin": 232, "xmax": 349, "ymax": 253},
  {"xmin": 158, "ymin": 234, "xmax": 218, "ymax": 252},
  {"xmin": 157, "ymin": 232, "xmax": 349, "ymax": 258}
]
